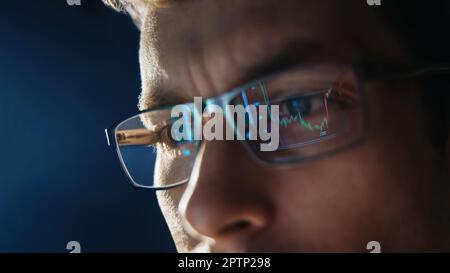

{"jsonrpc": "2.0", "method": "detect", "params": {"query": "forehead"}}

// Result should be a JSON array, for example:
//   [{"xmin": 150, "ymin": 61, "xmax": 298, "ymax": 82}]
[{"xmin": 138, "ymin": 0, "xmax": 405, "ymax": 109}]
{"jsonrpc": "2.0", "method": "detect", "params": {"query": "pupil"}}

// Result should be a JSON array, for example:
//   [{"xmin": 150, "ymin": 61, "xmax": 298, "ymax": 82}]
[{"xmin": 286, "ymin": 96, "xmax": 312, "ymax": 116}]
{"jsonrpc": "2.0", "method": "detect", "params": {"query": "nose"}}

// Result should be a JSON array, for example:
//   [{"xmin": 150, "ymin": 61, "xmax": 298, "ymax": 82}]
[{"xmin": 178, "ymin": 140, "xmax": 274, "ymax": 243}]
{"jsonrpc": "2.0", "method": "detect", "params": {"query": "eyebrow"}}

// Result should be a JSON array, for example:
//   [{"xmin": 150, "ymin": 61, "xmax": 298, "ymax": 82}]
[{"xmin": 141, "ymin": 39, "xmax": 357, "ymax": 110}]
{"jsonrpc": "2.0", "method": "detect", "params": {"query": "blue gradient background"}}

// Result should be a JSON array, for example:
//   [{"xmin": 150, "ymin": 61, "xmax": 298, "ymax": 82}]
[{"xmin": 0, "ymin": 0, "xmax": 175, "ymax": 252}]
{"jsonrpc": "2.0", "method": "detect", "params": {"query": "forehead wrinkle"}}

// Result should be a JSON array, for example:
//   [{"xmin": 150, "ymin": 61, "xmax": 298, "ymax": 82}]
[
  {"xmin": 142, "ymin": 4, "xmax": 326, "ymax": 110},
  {"xmin": 154, "ymin": 1, "xmax": 347, "ymax": 85},
  {"xmin": 197, "ymin": 1, "xmax": 349, "ymax": 92}
]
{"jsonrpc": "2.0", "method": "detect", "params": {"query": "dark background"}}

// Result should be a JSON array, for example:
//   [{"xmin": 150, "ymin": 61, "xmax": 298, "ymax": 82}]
[{"xmin": 0, "ymin": 0, "xmax": 175, "ymax": 252}]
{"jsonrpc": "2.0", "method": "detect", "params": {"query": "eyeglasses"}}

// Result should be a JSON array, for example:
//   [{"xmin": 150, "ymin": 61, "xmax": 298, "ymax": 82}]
[{"xmin": 105, "ymin": 62, "xmax": 450, "ymax": 190}]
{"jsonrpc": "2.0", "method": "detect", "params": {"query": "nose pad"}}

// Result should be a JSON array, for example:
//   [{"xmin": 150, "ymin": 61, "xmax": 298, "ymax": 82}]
[{"xmin": 177, "ymin": 139, "xmax": 274, "ymax": 243}]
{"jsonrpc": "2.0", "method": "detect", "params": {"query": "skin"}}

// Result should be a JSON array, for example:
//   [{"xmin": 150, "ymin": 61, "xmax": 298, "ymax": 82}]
[{"xmin": 113, "ymin": 0, "xmax": 450, "ymax": 252}]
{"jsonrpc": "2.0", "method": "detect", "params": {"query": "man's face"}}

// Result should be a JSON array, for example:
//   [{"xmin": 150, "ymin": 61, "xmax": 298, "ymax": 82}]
[{"xmin": 134, "ymin": 0, "xmax": 450, "ymax": 252}]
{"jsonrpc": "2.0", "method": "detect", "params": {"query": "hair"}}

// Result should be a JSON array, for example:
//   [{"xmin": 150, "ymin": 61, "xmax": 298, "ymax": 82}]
[
  {"xmin": 101, "ymin": 0, "xmax": 157, "ymax": 28},
  {"xmin": 103, "ymin": 0, "xmax": 450, "ymax": 152}
]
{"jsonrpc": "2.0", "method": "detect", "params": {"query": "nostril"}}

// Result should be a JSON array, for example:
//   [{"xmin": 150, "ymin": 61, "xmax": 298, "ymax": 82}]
[{"xmin": 219, "ymin": 220, "xmax": 252, "ymax": 235}]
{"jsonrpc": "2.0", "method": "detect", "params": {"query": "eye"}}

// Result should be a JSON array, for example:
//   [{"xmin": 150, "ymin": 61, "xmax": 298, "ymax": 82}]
[
  {"xmin": 281, "ymin": 94, "xmax": 324, "ymax": 119},
  {"xmin": 276, "ymin": 91, "xmax": 332, "ymax": 132}
]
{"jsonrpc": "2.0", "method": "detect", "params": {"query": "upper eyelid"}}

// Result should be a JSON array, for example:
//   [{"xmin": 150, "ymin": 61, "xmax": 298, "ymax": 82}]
[
  {"xmin": 267, "ymin": 77, "xmax": 359, "ymax": 103},
  {"xmin": 329, "ymin": 82, "xmax": 359, "ymax": 102},
  {"xmin": 143, "ymin": 62, "xmax": 345, "ymax": 110}
]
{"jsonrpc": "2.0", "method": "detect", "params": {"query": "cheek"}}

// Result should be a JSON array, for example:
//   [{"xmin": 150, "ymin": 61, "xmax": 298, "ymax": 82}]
[
  {"xmin": 271, "ymin": 152, "xmax": 391, "ymax": 250},
  {"xmin": 271, "ymin": 143, "xmax": 425, "ymax": 251},
  {"xmin": 269, "ymin": 86, "xmax": 439, "ymax": 251}
]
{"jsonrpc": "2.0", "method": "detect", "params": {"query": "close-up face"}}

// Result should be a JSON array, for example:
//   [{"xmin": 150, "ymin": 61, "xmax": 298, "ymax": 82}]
[{"xmin": 107, "ymin": 0, "xmax": 450, "ymax": 252}]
